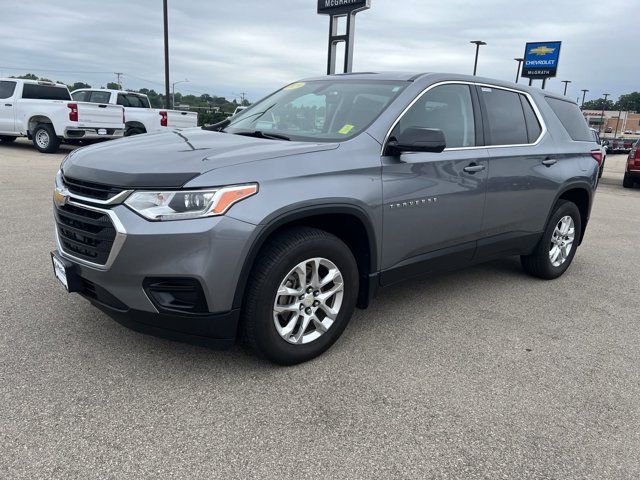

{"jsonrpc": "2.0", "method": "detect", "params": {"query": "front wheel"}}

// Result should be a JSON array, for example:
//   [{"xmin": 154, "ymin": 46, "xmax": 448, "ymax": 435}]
[
  {"xmin": 521, "ymin": 200, "xmax": 582, "ymax": 279},
  {"xmin": 241, "ymin": 227, "xmax": 359, "ymax": 365},
  {"xmin": 32, "ymin": 124, "xmax": 60, "ymax": 153}
]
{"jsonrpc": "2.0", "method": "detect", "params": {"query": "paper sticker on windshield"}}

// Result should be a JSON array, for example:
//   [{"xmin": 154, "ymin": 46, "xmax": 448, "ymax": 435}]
[
  {"xmin": 285, "ymin": 82, "xmax": 306, "ymax": 90},
  {"xmin": 338, "ymin": 124, "xmax": 354, "ymax": 135}
]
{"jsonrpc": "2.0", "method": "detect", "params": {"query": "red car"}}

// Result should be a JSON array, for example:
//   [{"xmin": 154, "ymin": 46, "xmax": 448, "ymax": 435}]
[{"xmin": 624, "ymin": 141, "xmax": 640, "ymax": 188}]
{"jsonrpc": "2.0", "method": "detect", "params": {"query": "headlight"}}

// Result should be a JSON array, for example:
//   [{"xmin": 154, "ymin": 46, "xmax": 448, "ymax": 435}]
[{"xmin": 124, "ymin": 184, "xmax": 258, "ymax": 221}]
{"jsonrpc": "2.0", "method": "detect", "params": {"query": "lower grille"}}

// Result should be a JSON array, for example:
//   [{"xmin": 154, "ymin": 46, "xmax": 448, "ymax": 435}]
[{"xmin": 55, "ymin": 203, "xmax": 116, "ymax": 265}]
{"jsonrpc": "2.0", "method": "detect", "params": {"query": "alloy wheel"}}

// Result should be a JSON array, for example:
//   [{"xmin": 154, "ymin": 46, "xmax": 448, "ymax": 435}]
[{"xmin": 549, "ymin": 215, "xmax": 575, "ymax": 267}]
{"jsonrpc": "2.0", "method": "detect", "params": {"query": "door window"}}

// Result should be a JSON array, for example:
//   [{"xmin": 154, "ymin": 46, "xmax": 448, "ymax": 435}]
[
  {"xmin": 393, "ymin": 84, "xmax": 476, "ymax": 148},
  {"xmin": 71, "ymin": 91, "xmax": 90, "ymax": 102},
  {"xmin": 0, "ymin": 81, "xmax": 17, "ymax": 99},
  {"xmin": 89, "ymin": 91, "xmax": 112, "ymax": 103},
  {"xmin": 480, "ymin": 87, "xmax": 528, "ymax": 145}
]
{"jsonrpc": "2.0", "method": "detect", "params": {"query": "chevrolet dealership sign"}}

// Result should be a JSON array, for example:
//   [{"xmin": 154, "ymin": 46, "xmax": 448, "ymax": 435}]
[
  {"xmin": 317, "ymin": 0, "xmax": 371, "ymax": 15},
  {"xmin": 521, "ymin": 41, "xmax": 562, "ymax": 79}
]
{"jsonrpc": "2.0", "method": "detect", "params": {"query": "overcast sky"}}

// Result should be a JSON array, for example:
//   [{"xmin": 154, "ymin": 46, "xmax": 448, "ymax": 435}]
[{"xmin": 1, "ymin": 0, "xmax": 637, "ymax": 103}]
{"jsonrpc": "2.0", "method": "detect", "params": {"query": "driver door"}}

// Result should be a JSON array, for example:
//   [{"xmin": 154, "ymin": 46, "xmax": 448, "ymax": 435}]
[{"xmin": 380, "ymin": 83, "xmax": 488, "ymax": 284}]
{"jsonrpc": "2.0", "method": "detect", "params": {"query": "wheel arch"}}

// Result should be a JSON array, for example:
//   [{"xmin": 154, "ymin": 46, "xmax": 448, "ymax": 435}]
[
  {"xmin": 232, "ymin": 204, "xmax": 379, "ymax": 311},
  {"xmin": 28, "ymin": 115, "xmax": 55, "ymax": 136},
  {"xmin": 125, "ymin": 121, "xmax": 147, "ymax": 134},
  {"xmin": 553, "ymin": 183, "xmax": 593, "ymax": 244}
]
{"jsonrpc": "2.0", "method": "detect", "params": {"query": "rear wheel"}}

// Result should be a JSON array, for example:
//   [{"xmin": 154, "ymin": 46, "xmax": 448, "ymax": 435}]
[
  {"xmin": 521, "ymin": 200, "xmax": 582, "ymax": 280},
  {"xmin": 0, "ymin": 135, "xmax": 17, "ymax": 143},
  {"xmin": 32, "ymin": 124, "xmax": 60, "ymax": 153},
  {"xmin": 241, "ymin": 227, "xmax": 359, "ymax": 365},
  {"xmin": 125, "ymin": 126, "xmax": 146, "ymax": 136},
  {"xmin": 623, "ymin": 173, "xmax": 635, "ymax": 188}
]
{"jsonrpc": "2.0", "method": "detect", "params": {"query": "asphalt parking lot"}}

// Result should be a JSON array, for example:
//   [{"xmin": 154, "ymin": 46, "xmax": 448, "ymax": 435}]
[{"xmin": 1, "ymin": 139, "xmax": 639, "ymax": 479}]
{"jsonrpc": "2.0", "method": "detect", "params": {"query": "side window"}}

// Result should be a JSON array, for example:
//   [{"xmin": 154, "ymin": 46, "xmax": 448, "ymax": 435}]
[
  {"xmin": 519, "ymin": 94, "xmax": 542, "ymax": 143},
  {"xmin": 545, "ymin": 97, "xmax": 592, "ymax": 141},
  {"xmin": 394, "ymin": 84, "xmax": 476, "ymax": 148},
  {"xmin": 117, "ymin": 94, "xmax": 130, "ymax": 107},
  {"xmin": 71, "ymin": 91, "xmax": 89, "ymax": 102},
  {"xmin": 125, "ymin": 95, "xmax": 144, "ymax": 108},
  {"xmin": 481, "ymin": 87, "xmax": 528, "ymax": 145},
  {"xmin": 0, "ymin": 81, "xmax": 17, "ymax": 99},
  {"xmin": 89, "ymin": 91, "xmax": 111, "ymax": 103}
]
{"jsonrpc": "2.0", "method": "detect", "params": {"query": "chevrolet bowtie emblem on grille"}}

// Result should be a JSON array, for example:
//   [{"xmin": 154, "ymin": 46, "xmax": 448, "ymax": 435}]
[
  {"xmin": 530, "ymin": 46, "xmax": 555, "ymax": 55},
  {"xmin": 53, "ymin": 187, "xmax": 69, "ymax": 208}
]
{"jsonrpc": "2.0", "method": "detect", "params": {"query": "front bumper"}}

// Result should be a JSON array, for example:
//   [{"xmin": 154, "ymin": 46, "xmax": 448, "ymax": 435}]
[{"xmin": 54, "ymin": 201, "xmax": 258, "ymax": 346}]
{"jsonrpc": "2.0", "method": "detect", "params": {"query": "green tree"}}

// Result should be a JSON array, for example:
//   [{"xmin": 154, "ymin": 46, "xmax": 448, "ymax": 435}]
[
  {"xmin": 70, "ymin": 81, "xmax": 91, "ymax": 90},
  {"xmin": 582, "ymin": 98, "xmax": 615, "ymax": 111},
  {"xmin": 613, "ymin": 92, "xmax": 640, "ymax": 112},
  {"xmin": 106, "ymin": 82, "xmax": 121, "ymax": 90}
]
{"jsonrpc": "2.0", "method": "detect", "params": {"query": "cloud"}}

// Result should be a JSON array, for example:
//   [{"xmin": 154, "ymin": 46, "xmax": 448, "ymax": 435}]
[{"xmin": 0, "ymin": 0, "xmax": 637, "ymax": 103}]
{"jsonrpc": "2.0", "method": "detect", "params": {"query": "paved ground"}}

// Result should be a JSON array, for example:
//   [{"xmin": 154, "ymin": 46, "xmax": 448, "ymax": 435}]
[{"xmin": 1, "ymin": 139, "xmax": 639, "ymax": 479}]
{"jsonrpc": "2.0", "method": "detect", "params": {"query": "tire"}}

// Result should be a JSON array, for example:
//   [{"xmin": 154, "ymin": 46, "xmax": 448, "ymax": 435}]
[
  {"xmin": 32, "ymin": 124, "xmax": 60, "ymax": 153},
  {"xmin": 0, "ymin": 135, "xmax": 17, "ymax": 143},
  {"xmin": 623, "ymin": 173, "xmax": 635, "ymax": 188},
  {"xmin": 241, "ymin": 226, "xmax": 359, "ymax": 365},
  {"xmin": 521, "ymin": 200, "xmax": 582, "ymax": 280},
  {"xmin": 125, "ymin": 126, "xmax": 146, "ymax": 136}
]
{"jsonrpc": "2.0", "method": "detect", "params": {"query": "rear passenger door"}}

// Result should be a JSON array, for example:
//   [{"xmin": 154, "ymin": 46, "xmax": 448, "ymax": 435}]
[
  {"xmin": 380, "ymin": 83, "xmax": 489, "ymax": 282},
  {"xmin": 476, "ymin": 85, "xmax": 558, "ymax": 258},
  {"xmin": 0, "ymin": 80, "xmax": 17, "ymax": 133}
]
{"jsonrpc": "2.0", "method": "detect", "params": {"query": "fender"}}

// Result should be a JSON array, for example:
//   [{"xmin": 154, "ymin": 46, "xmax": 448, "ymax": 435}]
[
  {"xmin": 548, "ymin": 180, "xmax": 594, "ymax": 244},
  {"xmin": 231, "ymin": 201, "xmax": 379, "ymax": 310}
]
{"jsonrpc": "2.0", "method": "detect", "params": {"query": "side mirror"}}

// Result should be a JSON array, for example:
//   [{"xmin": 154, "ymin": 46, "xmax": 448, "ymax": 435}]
[{"xmin": 386, "ymin": 127, "xmax": 446, "ymax": 155}]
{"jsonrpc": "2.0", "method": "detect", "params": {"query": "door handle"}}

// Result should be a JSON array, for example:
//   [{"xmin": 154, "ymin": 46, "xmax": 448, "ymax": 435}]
[
  {"xmin": 542, "ymin": 157, "xmax": 557, "ymax": 166},
  {"xmin": 4, "ymin": 103, "xmax": 11, "ymax": 107},
  {"xmin": 463, "ymin": 163, "xmax": 486, "ymax": 173}
]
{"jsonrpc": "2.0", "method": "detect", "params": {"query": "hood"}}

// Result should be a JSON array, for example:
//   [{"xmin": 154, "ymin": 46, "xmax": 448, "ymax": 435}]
[{"xmin": 62, "ymin": 128, "xmax": 339, "ymax": 188}]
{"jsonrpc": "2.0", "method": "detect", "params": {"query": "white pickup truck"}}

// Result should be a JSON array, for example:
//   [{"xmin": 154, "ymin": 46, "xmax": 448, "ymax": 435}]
[
  {"xmin": 0, "ymin": 79, "xmax": 125, "ymax": 153},
  {"xmin": 71, "ymin": 89, "xmax": 198, "ymax": 136}
]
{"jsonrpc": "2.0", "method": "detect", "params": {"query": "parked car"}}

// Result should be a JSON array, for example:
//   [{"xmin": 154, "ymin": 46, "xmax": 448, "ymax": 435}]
[
  {"xmin": 0, "ymin": 79, "xmax": 124, "ymax": 153},
  {"xmin": 609, "ymin": 138, "xmax": 635, "ymax": 153},
  {"xmin": 605, "ymin": 126, "xmax": 613, "ymax": 133},
  {"xmin": 51, "ymin": 72, "xmax": 599, "ymax": 364},
  {"xmin": 71, "ymin": 89, "xmax": 198, "ymax": 136},
  {"xmin": 624, "ymin": 130, "xmax": 633, "ymax": 134},
  {"xmin": 624, "ymin": 140, "xmax": 640, "ymax": 188},
  {"xmin": 233, "ymin": 106, "xmax": 248, "ymax": 116},
  {"xmin": 590, "ymin": 128, "xmax": 606, "ymax": 178}
]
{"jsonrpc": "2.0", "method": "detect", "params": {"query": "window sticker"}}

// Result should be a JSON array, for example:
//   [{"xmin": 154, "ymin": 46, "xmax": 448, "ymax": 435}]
[
  {"xmin": 284, "ymin": 82, "xmax": 306, "ymax": 90},
  {"xmin": 338, "ymin": 124, "xmax": 354, "ymax": 135}
]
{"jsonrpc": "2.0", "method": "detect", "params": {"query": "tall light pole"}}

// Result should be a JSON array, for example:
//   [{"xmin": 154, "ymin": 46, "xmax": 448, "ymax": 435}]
[
  {"xmin": 470, "ymin": 41, "xmax": 486, "ymax": 76},
  {"xmin": 580, "ymin": 89, "xmax": 589, "ymax": 109},
  {"xmin": 561, "ymin": 80, "xmax": 571, "ymax": 96},
  {"xmin": 514, "ymin": 57, "xmax": 523, "ymax": 83},
  {"xmin": 172, "ymin": 79, "xmax": 189, "ymax": 108},
  {"xmin": 599, "ymin": 93, "xmax": 610, "ymax": 135},
  {"xmin": 163, "ymin": 0, "xmax": 171, "ymax": 109}
]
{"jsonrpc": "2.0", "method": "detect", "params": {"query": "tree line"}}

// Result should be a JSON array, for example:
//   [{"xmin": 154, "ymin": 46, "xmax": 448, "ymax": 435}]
[{"xmin": 582, "ymin": 92, "xmax": 640, "ymax": 112}]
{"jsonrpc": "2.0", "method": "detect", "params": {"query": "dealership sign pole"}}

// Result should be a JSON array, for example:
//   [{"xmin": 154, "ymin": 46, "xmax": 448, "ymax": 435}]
[
  {"xmin": 521, "ymin": 41, "xmax": 562, "ymax": 90},
  {"xmin": 318, "ymin": 0, "xmax": 371, "ymax": 75}
]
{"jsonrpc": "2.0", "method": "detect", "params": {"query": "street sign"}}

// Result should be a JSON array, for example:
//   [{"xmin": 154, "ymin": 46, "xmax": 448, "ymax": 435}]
[
  {"xmin": 317, "ymin": 0, "xmax": 370, "ymax": 15},
  {"xmin": 521, "ymin": 41, "xmax": 562, "ymax": 79}
]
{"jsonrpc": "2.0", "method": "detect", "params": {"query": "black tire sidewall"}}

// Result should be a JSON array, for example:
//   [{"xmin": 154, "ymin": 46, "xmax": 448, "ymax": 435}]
[
  {"xmin": 539, "ymin": 201, "xmax": 582, "ymax": 278},
  {"xmin": 250, "ymin": 235, "xmax": 359, "ymax": 364},
  {"xmin": 32, "ymin": 124, "xmax": 59, "ymax": 153}
]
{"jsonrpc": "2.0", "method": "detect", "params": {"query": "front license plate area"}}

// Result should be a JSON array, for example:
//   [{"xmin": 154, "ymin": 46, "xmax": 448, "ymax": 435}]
[{"xmin": 51, "ymin": 251, "xmax": 83, "ymax": 292}]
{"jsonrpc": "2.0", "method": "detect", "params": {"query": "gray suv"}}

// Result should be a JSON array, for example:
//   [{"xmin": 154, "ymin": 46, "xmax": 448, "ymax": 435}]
[{"xmin": 52, "ymin": 72, "xmax": 599, "ymax": 364}]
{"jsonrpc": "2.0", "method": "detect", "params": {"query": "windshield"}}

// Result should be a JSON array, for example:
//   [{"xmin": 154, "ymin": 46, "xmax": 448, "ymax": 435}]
[{"xmin": 224, "ymin": 80, "xmax": 408, "ymax": 142}]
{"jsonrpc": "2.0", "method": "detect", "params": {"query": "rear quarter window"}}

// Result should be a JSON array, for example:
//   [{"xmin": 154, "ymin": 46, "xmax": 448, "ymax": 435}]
[
  {"xmin": 545, "ymin": 97, "xmax": 592, "ymax": 141},
  {"xmin": 22, "ymin": 84, "xmax": 71, "ymax": 101}
]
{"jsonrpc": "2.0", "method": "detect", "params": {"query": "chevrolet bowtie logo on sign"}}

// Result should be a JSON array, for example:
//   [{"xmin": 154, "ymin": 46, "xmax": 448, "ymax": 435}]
[
  {"xmin": 522, "ymin": 41, "xmax": 562, "ymax": 79},
  {"xmin": 317, "ymin": 0, "xmax": 371, "ymax": 15},
  {"xmin": 530, "ymin": 46, "xmax": 555, "ymax": 56}
]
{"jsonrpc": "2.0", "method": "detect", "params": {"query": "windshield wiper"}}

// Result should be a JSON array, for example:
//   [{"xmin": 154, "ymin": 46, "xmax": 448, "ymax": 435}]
[
  {"xmin": 233, "ymin": 130, "xmax": 291, "ymax": 141},
  {"xmin": 201, "ymin": 118, "xmax": 230, "ymax": 132}
]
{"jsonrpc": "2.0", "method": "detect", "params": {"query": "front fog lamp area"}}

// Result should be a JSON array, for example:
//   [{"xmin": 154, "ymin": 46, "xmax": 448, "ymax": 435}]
[{"xmin": 124, "ymin": 184, "xmax": 257, "ymax": 221}]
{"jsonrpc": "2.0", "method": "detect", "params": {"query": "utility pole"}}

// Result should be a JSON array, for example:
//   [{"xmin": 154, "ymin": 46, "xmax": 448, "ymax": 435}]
[
  {"xmin": 470, "ymin": 41, "xmax": 486, "ymax": 76},
  {"xmin": 114, "ymin": 72, "xmax": 124, "ymax": 89},
  {"xmin": 598, "ymin": 93, "xmax": 610, "ymax": 135},
  {"xmin": 614, "ymin": 109, "xmax": 622, "ymax": 138},
  {"xmin": 514, "ymin": 58, "xmax": 523, "ymax": 83},
  {"xmin": 163, "ymin": 0, "xmax": 171, "ymax": 109},
  {"xmin": 561, "ymin": 80, "xmax": 571, "ymax": 96},
  {"xmin": 233, "ymin": 92, "xmax": 247, "ymax": 105},
  {"xmin": 580, "ymin": 89, "xmax": 589, "ymax": 109}
]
